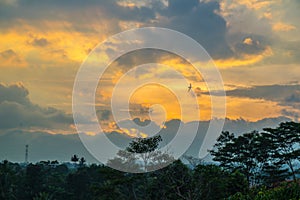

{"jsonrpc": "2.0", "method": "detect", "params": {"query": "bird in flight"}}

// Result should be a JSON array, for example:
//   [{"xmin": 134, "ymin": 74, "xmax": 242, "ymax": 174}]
[{"xmin": 188, "ymin": 83, "xmax": 192, "ymax": 92}]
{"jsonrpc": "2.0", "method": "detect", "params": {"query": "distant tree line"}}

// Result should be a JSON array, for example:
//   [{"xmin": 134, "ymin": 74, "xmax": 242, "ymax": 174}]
[
  {"xmin": 0, "ymin": 159, "xmax": 248, "ymax": 200},
  {"xmin": 0, "ymin": 121, "xmax": 299, "ymax": 200}
]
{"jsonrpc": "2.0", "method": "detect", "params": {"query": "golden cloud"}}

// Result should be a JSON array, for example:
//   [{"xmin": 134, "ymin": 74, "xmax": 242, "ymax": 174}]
[
  {"xmin": 0, "ymin": 20, "xmax": 105, "ymax": 68},
  {"xmin": 263, "ymin": 12, "xmax": 272, "ymax": 20},
  {"xmin": 229, "ymin": 0, "xmax": 273, "ymax": 10},
  {"xmin": 272, "ymin": 22, "xmax": 296, "ymax": 32},
  {"xmin": 214, "ymin": 46, "xmax": 273, "ymax": 68},
  {"xmin": 243, "ymin": 37, "xmax": 254, "ymax": 45},
  {"xmin": 226, "ymin": 96, "xmax": 283, "ymax": 121}
]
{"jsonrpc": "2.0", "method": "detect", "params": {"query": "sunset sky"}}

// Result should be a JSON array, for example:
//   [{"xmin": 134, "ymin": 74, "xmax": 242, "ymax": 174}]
[{"xmin": 1, "ymin": 0, "xmax": 300, "ymax": 138}]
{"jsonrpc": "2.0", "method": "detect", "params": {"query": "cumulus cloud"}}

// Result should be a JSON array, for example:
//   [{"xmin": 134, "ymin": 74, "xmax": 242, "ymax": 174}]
[
  {"xmin": 0, "ymin": 83, "xmax": 29, "ymax": 105},
  {"xmin": 0, "ymin": 83, "xmax": 73, "ymax": 129},
  {"xmin": 0, "ymin": 0, "xmax": 285, "ymax": 68},
  {"xmin": 0, "ymin": 0, "xmax": 237, "ymax": 60},
  {"xmin": 157, "ymin": 1, "xmax": 233, "ymax": 59}
]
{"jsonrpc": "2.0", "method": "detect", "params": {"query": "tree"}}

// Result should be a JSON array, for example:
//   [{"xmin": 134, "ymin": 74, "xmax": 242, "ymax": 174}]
[
  {"xmin": 0, "ymin": 160, "xmax": 19, "ymax": 200},
  {"xmin": 107, "ymin": 149, "xmax": 141, "ymax": 172},
  {"xmin": 66, "ymin": 168, "xmax": 91, "ymax": 200},
  {"xmin": 79, "ymin": 157, "xmax": 86, "ymax": 167},
  {"xmin": 24, "ymin": 164, "xmax": 45, "ymax": 199},
  {"xmin": 126, "ymin": 135, "xmax": 163, "ymax": 171},
  {"xmin": 108, "ymin": 135, "xmax": 174, "ymax": 172},
  {"xmin": 263, "ymin": 121, "xmax": 300, "ymax": 182},
  {"xmin": 71, "ymin": 155, "xmax": 79, "ymax": 164},
  {"xmin": 192, "ymin": 164, "xmax": 247, "ymax": 200},
  {"xmin": 210, "ymin": 131, "xmax": 270, "ymax": 186},
  {"xmin": 261, "ymin": 162, "xmax": 289, "ymax": 187},
  {"xmin": 259, "ymin": 131, "xmax": 289, "ymax": 186},
  {"xmin": 33, "ymin": 192, "xmax": 53, "ymax": 200},
  {"xmin": 209, "ymin": 131, "xmax": 235, "ymax": 170},
  {"xmin": 152, "ymin": 160, "xmax": 193, "ymax": 200}
]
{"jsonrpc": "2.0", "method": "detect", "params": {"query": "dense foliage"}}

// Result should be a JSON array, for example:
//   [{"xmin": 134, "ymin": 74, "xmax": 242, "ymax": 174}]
[
  {"xmin": 0, "ymin": 160, "xmax": 247, "ymax": 200},
  {"xmin": 0, "ymin": 121, "xmax": 299, "ymax": 199},
  {"xmin": 210, "ymin": 121, "xmax": 300, "ymax": 187}
]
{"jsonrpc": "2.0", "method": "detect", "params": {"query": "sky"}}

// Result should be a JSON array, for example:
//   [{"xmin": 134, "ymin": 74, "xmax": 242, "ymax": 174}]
[{"xmin": 0, "ymin": 0, "xmax": 300, "ymax": 161}]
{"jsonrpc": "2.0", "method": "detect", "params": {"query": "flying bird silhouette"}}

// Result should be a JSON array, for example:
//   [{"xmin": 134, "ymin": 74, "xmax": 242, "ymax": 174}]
[{"xmin": 188, "ymin": 83, "xmax": 192, "ymax": 92}]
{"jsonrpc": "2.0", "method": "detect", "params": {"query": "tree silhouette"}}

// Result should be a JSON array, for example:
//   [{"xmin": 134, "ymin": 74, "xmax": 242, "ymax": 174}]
[
  {"xmin": 33, "ymin": 192, "xmax": 53, "ymax": 200},
  {"xmin": 211, "ymin": 131, "xmax": 277, "ymax": 185},
  {"xmin": 211, "ymin": 122, "xmax": 300, "ymax": 186},
  {"xmin": 263, "ymin": 121, "xmax": 300, "ymax": 182},
  {"xmin": 79, "ymin": 157, "xmax": 86, "ymax": 167},
  {"xmin": 108, "ymin": 135, "xmax": 174, "ymax": 172},
  {"xmin": 71, "ymin": 155, "xmax": 79, "ymax": 164}
]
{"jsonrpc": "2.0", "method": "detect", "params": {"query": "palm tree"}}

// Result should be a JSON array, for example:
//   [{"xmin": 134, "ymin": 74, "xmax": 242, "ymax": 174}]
[
  {"xmin": 79, "ymin": 157, "xmax": 86, "ymax": 167},
  {"xmin": 71, "ymin": 155, "xmax": 79, "ymax": 163}
]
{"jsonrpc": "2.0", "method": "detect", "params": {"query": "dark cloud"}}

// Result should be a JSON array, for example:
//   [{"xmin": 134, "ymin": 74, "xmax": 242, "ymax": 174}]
[
  {"xmin": 129, "ymin": 103, "xmax": 151, "ymax": 119},
  {"xmin": 132, "ymin": 118, "xmax": 151, "ymax": 127},
  {"xmin": 167, "ymin": 0, "xmax": 199, "ymax": 16},
  {"xmin": 0, "ymin": 0, "xmax": 155, "ymax": 23},
  {"xmin": 0, "ymin": 49, "xmax": 17, "ymax": 59},
  {"xmin": 203, "ymin": 84, "xmax": 300, "ymax": 113},
  {"xmin": 199, "ymin": 84, "xmax": 300, "ymax": 118},
  {"xmin": 0, "ymin": 49, "xmax": 21, "ymax": 62},
  {"xmin": 0, "ymin": 83, "xmax": 73, "ymax": 129},
  {"xmin": 234, "ymin": 37, "xmax": 267, "ymax": 55},
  {"xmin": 97, "ymin": 109, "xmax": 112, "ymax": 121},
  {"xmin": 0, "ymin": 0, "xmax": 271, "ymax": 60},
  {"xmin": 0, "ymin": 83, "xmax": 30, "ymax": 105},
  {"xmin": 224, "ymin": 84, "xmax": 300, "ymax": 102},
  {"xmin": 108, "ymin": 116, "xmax": 292, "ymax": 156},
  {"xmin": 30, "ymin": 37, "xmax": 49, "ymax": 47},
  {"xmin": 105, "ymin": 49, "xmax": 203, "ymax": 83},
  {"xmin": 157, "ymin": 1, "xmax": 234, "ymax": 59},
  {"xmin": 281, "ymin": 109, "xmax": 299, "ymax": 122},
  {"xmin": 285, "ymin": 91, "xmax": 300, "ymax": 103},
  {"xmin": 0, "ymin": 129, "xmax": 98, "ymax": 163},
  {"xmin": 263, "ymin": 40, "xmax": 300, "ymax": 65},
  {"xmin": 113, "ymin": 49, "xmax": 168, "ymax": 73},
  {"xmin": 0, "ymin": 0, "xmax": 236, "ymax": 59},
  {"xmin": 114, "ymin": 4, "xmax": 155, "ymax": 22}
]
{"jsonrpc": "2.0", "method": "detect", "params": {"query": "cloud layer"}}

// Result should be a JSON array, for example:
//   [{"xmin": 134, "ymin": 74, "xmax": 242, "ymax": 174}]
[
  {"xmin": 0, "ymin": 83, "xmax": 73, "ymax": 130},
  {"xmin": 0, "ymin": 116, "xmax": 291, "ymax": 163}
]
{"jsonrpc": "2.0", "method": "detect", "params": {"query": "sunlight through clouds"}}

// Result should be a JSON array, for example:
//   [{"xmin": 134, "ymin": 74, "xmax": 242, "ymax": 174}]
[{"xmin": 0, "ymin": 0, "xmax": 299, "ymax": 125}]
